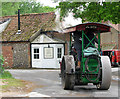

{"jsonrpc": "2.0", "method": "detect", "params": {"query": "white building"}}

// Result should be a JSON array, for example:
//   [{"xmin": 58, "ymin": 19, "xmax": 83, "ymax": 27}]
[{"xmin": 31, "ymin": 34, "xmax": 65, "ymax": 68}]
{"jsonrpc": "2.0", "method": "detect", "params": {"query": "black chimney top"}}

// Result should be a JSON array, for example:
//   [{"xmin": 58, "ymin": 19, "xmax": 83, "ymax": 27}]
[
  {"xmin": 18, "ymin": 9, "xmax": 20, "ymax": 30},
  {"xmin": 17, "ymin": 9, "xmax": 21, "ymax": 34}
]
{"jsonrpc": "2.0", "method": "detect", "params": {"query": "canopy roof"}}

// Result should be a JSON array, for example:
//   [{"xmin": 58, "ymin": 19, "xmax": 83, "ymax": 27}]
[{"xmin": 64, "ymin": 22, "xmax": 111, "ymax": 33}]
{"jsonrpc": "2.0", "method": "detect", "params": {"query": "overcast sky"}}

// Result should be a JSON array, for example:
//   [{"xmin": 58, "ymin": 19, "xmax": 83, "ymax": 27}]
[
  {"xmin": 37, "ymin": 0, "xmax": 82, "ymax": 30},
  {"xmin": 37, "ymin": 0, "xmax": 58, "ymax": 7}
]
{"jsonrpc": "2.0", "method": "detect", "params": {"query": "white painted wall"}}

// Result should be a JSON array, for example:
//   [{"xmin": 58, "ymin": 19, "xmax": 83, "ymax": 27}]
[{"xmin": 31, "ymin": 44, "xmax": 64, "ymax": 68}]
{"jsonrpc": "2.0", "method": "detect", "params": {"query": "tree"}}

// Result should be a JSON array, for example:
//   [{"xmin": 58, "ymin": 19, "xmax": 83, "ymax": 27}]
[
  {"xmin": 2, "ymin": 1, "xmax": 55, "ymax": 16},
  {"xmin": 2, "ymin": 2, "xmax": 20, "ymax": 16},
  {"xmin": 56, "ymin": 1, "xmax": 120, "ymax": 24}
]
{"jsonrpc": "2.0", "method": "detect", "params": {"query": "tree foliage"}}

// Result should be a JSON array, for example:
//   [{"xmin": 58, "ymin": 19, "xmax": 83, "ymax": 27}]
[
  {"xmin": 56, "ymin": 2, "xmax": 120, "ymax": 24},
  {"xmin": 2, "ymin": 1, "xmax": 55, "ymax": 16},
  {"xmin": 2, "ymin": 2, "xmax": 20, "ymax": 16}
]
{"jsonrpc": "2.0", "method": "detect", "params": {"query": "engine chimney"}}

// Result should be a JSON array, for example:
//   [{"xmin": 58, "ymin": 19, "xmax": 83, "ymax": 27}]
[{"xmin": 16, "ymin": 9, "xmax": 21, "ymax": 34}]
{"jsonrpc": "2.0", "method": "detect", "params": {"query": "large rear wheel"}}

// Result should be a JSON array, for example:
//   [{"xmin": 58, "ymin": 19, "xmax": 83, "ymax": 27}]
[
  {"xmin": 97, "ymin": 56, "xmax": 111, "ymax": 90},
  {"xmin": 61, "ymin": 55, "xmax": 75, "ymax": 90}
]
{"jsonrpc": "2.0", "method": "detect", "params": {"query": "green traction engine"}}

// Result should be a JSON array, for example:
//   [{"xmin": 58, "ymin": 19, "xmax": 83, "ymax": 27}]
[{"xmin": 60, "ymin": 23, "xmax": 112, "ymax": 90}]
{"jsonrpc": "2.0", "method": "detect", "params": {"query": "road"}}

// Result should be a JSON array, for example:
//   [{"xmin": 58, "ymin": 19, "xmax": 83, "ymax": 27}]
[{"xmin": 7, "ymin": 68, "xmax": 119, "ymax": 98}]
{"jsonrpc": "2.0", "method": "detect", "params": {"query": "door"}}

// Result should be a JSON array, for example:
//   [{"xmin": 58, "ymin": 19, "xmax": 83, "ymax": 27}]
[
  {"xmin": 56, "ymin": 44, "xmax": 64, "ymax": 68},
  {"xmin": 32, "ymin": 46, "xmax": 41, "ymax": 68}
]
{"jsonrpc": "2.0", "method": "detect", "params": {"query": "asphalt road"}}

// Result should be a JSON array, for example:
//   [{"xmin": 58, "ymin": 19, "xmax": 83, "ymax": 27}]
[{"xmin": 7, "ymin": 68, "xmax": 119, "ymax": 98}]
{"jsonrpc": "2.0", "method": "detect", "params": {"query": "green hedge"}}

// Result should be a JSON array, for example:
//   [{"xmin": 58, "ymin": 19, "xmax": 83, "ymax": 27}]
[
  {"xmin": 0, "ymin": 55, "xmax": 4, "ymax": 74},
  {"xmin": 0, "ymin": 55, "xmax": 13, "ymax": 78}
]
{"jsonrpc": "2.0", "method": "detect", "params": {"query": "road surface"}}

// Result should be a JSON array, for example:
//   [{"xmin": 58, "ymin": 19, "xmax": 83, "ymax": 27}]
[{"xmin": 7, "ymin": 68, "xmax": 119, "ymax": 98}]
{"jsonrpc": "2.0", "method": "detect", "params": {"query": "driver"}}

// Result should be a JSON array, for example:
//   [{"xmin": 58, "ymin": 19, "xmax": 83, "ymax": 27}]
[{"xmin": 73, "ymin": 31, "xmax": 82, "ymax": 69}]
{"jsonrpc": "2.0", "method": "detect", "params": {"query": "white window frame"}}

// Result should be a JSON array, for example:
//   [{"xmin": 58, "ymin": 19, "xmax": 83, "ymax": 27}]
[
  {"xmin": 57, "ymin": 48, "xmax": 62, "ymax": 59},
  {"xmin": 44, "ymin": 47, "xmax": 54, "ymax": 59},
  {"xmin": 33, "ymin": 48, "xmax": 40, "ymax": 59}
]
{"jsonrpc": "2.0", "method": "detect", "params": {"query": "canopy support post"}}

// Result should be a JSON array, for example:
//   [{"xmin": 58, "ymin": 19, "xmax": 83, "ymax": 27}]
[
  {"xmin": 82, "ymin": 30, "xmax": 84, "ymax": 61},
  {"xmin": 98, "ymin": 32, "xmax": 100, "ymax": 52}
]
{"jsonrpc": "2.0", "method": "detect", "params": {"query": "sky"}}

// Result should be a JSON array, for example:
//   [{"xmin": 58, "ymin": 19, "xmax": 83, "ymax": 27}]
[
  {"xmin": 37, "ymin": 0, "xmax": 82, "ymax": 29},
  {"xmin": 37, "ymin": 0, "xmax": 59, "ymax": 7}
]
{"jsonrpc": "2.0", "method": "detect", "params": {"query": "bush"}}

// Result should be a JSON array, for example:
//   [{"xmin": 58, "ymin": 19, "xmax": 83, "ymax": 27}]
[
  {"xmin": 0, "ymin": 55, "xmax": 13, "ymax": 78},
  {"xmin": 0, "ymin": 55, "xmax": 5, "ymax": 74}
]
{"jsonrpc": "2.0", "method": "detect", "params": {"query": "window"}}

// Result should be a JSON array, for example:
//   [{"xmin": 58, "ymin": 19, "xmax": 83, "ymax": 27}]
[
  {"xmin": 57, "ymin": 48, "xmax": 62, "ymax": 58},
  {"xmin": 34, "ymin": 48, "xmax": 39, "ymax": 59},
  {"xmin": 44, "ymin": 47, "xmax": 54, "ymax": 59}
]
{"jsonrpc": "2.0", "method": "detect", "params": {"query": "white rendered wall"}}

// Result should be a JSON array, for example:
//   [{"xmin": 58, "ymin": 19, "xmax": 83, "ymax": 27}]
[{"xmin": 31, "ymin": 44, "xmax": 64, "ymax": 68}]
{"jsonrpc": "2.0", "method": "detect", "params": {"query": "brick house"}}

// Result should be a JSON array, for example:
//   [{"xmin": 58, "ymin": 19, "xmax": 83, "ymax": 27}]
[
  {"xmin": 101, "ymin": 21, "xmax": 120, "ymax": 50},
  {"xmin": 0, "ymin": 12, "xmax": 70, "ymax": 68}
]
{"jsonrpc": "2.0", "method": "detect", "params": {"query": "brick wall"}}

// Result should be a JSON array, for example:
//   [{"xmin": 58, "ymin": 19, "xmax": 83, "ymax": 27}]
[
  {"xmin": 2, "ymin": 46, "xmax": 13, "ymax": 67},
  {"xmin": 2, "ymin": 42, "xmax": 31, "ymax": 68},
  {"xmin": 64, "ymin": 33, "xmax": 70, "ymax": 55}
]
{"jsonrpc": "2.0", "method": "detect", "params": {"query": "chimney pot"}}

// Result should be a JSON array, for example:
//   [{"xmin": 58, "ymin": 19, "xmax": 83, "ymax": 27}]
[{"xmin": 16, "ymin": 30, "xmax": 21, "ymax": 34}]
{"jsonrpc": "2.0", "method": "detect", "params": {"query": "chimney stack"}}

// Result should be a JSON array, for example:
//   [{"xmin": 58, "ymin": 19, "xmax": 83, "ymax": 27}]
[{"xmin": 16, "ymin": 9, "xmax": 21, "ymax": 34}]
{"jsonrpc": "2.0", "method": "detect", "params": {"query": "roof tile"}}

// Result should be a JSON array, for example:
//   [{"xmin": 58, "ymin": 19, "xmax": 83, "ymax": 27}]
[{"xmin": 1, "ymin": 12, "xmax": 56, "ymax": 41}]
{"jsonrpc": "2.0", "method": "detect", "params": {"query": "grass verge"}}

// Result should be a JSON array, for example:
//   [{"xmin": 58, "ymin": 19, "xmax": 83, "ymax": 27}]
[
  {"xmin": 2, "ymin": 78, "xmax": 26, "ymax": 92},
  {"xmin": 0, "ymin": 71, "xmax": 13, "ymax": 79},
  {"xmin": 0, "ymin": 71, "xmax": 35, "ymax": 93}
]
